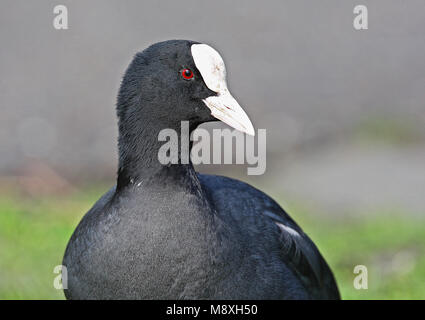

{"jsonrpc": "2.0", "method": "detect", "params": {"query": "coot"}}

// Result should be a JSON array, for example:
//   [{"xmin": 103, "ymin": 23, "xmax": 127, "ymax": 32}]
[{"xmin": 63, "ymin": 40, "xmax": 339, "ymax": 299}]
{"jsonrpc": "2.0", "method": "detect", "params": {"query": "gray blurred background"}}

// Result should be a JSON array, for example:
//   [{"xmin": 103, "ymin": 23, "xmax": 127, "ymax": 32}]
[{"xmin": 1, "ymin": 0, "xmax": 424, "ymax": 215}]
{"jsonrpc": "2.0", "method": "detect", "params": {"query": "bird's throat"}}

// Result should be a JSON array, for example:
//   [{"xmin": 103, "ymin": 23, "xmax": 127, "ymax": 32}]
[{"xmin": 116, "ymin": 119, "xmax": 198, "ymax": 191}]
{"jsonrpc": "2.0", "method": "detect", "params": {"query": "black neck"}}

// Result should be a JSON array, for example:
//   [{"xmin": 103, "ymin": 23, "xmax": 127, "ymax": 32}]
[{"xmin": 116, "ymin": 117, "xmax": 198, "ymax": 191}]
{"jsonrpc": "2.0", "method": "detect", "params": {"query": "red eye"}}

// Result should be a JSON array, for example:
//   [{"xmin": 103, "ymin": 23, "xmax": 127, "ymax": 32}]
[{"xmin": 181, "ymin": 68, "xmax": 194, "ymax": 80}]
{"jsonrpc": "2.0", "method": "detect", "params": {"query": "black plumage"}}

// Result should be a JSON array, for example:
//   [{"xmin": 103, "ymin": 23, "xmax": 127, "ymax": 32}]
[{"xmin": 63, "ymin": 40, "xmax": 340, "ymax": 299}]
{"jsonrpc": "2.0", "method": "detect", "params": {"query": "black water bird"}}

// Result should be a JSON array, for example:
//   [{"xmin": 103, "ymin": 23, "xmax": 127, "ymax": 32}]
[{"xmin": 63, "ymin": 40, "xmax": 340, "ymax": 299}]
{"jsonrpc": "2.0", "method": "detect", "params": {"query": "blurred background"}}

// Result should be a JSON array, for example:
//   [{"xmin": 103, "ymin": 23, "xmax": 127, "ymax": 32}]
[{"xmin": 0, "ymin": 0, "xmax": 424, "ymax": 299}]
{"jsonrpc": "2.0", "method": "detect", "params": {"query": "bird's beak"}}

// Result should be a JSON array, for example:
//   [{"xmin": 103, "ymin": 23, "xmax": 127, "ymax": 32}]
[
  {"xmin": 192, "ymin": 43, "xmax": 255, "ymax": 136},
  {"xmin": 202, "ymin": 90, "xmax": 255, "ymax": 136}
]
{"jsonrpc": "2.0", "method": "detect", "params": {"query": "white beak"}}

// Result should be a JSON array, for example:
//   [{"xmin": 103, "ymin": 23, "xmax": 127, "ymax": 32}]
[
  {"xmin": 202, "ymin": 90, "xmax": 255, "ymax": 136},
  {"xmin": 191, "ymin": 44, "xmax": 255, "ymax": 136}
]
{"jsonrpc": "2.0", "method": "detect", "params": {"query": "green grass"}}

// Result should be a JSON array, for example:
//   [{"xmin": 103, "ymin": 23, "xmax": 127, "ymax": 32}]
[
  {"xmin": 291, "ymin": 206, "xmax": 425, "ymax": 299},
  {"xmin": 0, "ymin": 188, "xmax": 424, "ymax": 299}
]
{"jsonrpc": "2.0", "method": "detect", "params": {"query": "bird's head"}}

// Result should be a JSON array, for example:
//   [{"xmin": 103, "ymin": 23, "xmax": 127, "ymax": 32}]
[{"xmin": 117, "ymin": 40, "xmax": 254, "ymax": 136}]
